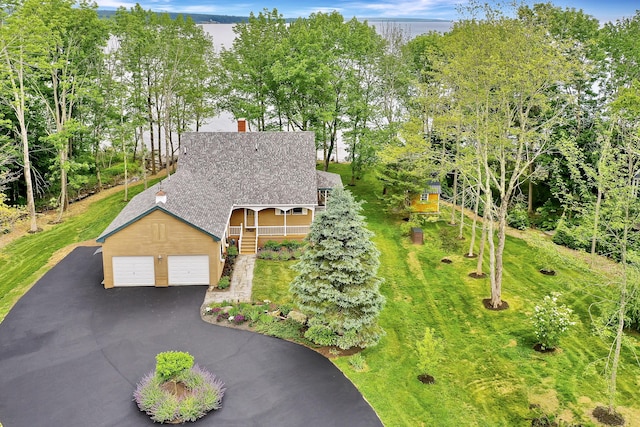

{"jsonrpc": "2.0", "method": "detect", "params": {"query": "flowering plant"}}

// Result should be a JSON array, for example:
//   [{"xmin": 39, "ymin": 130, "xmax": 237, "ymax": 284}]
[
  {"xmin": 532, "ymin": 293, "xmax": 575, "ymax": 350},
  {"xmin": 232, "ymin": 314, "xmax": 246, "ymax": 325}
]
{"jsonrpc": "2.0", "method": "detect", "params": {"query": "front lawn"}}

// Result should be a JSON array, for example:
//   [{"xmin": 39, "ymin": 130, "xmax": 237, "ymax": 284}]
[
  {"xmin": 253, "ymin": 164, "xmax": 640, "ymax": 426},
  {"xmin": 0, "ymin": 180, "xmax": 158, "ymax": 321}
]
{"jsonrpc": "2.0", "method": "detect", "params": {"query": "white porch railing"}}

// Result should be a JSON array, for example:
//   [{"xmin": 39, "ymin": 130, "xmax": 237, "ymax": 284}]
[
  {"xmin": 258, "ymin": 225, "xmax": 310, "ymax": 236},
  {"xmin": 229, "ymin": 226, "xmax": 242, "ymax": 235}
]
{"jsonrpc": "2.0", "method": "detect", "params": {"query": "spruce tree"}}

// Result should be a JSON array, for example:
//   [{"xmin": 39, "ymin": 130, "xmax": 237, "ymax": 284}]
[{"xmin": 290, "ymin": 187, "xmax": 385, "ymax": 349}]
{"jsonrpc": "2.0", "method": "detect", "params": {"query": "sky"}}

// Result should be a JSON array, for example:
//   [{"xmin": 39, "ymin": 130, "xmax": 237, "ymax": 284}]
[{"xmin": 94, "ymin": 0, "xmax": 639, "ymax": 23}]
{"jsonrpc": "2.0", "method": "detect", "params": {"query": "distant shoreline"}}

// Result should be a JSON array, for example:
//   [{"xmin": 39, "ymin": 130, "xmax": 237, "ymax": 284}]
[{"xmin": 97, "ymin": 9, "xmax": 452, "ymax": 24}]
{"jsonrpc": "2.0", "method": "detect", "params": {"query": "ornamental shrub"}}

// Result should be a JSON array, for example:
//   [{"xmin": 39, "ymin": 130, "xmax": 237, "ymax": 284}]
[
  {"xmin": 282, "ymin": 240, "xmax": 305, "ymax": 250},
  {"xmin": 277, "ymin": 250, "xmax": 293, "ymax": 261},
  {"xmin": 263, "ymin": 240, "xmax": 281, "ymax": 251},
  {"xmin": 134, "ymin": 364, "xmax": 225, "ymax": 423},
  {"xmin": 155, "ymin": 351, "xmax": 194, "ymax": 382},
  {"xmin": 507, "ymin": 204, "xmax": 530, "ymax": 230},
  {"xmin": 217, "ymin": 276, "xmax": 230, "ymax": 290},
  {"xmin": 416, "ymin": 327, "xmax": 444, "ymax": 376},
  {"xmin": 304, "ymin": 324, "xmax": 337, "ymax": 346},
  {"xmin": 231, "ymin": 314, "xmax": 246, "ymax": 325},
  {"xmin": 439, "ymin": 226, "xmax": 462, "ymax": 252},
  {"xmin": 532, "ymin": 293, "xmax": 575, "ymax": 350},
  {"xmin": 348, "ymin": 353, "xmax": 366, "ymax": 371},
  {"xmin": 258, "ymin": 250, "xmax": 277, "ymax": 260},
  {"xmin": 227, "ymin": 245, "xmax": 238, "ymax": 257}
]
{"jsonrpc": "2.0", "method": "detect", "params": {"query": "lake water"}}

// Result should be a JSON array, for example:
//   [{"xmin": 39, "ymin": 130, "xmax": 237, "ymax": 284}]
[{"xmin": 202, "ymin": 20, "xmax": 453, "ymax": 52}]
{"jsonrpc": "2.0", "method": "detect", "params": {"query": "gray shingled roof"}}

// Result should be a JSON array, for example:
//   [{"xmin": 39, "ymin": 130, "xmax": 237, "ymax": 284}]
[
  {"xmin": 97, "ymin": 132, "xmax": 342, "ymax": 242},
  {"xmin": 317, "ymin": 170, "xmax": 343, "ymax": 190}
]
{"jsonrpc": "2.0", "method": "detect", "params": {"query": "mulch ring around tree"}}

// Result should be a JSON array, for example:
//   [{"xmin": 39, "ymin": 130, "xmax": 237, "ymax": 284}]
[
  {"xmin": 539, "ymin": 269, "xmax": 557, "ymax": 276},
  {"xmin": 592, "ymin": 406, "xmax": 625, "ymax": 426},
  {"xmin": 482, "ymin": 298, "xmax": 509, "ymax": 311},
  {"xmin": 533, "ymin": 344, "xmax": 556, "ymax": 354},
  {"xmin": 468, "ymin": 272, "xmax": 486, "ymax": 279},
  {"xmin": 464, "ymin": 253, "xmax": 478, "ymax": 259},
  {"xmin": 417, "ymin": 374, "xmax": 435, "ymax": 384},
  {"xmin": 441, "ymin": 258, "xmax": 453, "ymax": 264}
]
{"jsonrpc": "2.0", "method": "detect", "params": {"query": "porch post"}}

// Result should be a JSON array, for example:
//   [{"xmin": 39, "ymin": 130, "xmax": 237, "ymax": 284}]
[
  {"xmin": 284, "ymin": 208, "xmax": 287, "ymax": 236},
  {"xmin": 255, "ymin": 209, "xmax": 259, "ymax": 237}
]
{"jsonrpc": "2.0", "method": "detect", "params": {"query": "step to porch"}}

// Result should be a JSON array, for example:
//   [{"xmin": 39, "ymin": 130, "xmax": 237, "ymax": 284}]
[{"xmin": 239, "ymin": 235, "xmax": 257, "ymax": 255}]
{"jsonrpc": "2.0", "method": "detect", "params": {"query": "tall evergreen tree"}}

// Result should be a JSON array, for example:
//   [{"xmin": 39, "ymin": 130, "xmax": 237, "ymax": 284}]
[{"xmin": 290, "ymin": 186, "xmax": 385, "ymax": 349}]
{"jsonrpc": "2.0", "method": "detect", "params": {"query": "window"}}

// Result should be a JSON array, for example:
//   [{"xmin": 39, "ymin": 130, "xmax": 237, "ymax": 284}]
[
  {"xmin": 275, "ymin": 208, "xmax": 308, "ymax": 215},
  {"xmin": 420, "ymin": 190, "xmax": 430, "ymax": 202}
]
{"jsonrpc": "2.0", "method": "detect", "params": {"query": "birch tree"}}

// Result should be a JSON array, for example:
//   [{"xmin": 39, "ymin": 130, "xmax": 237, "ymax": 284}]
[
  {"xmin": 18, "ymin": 0, "xmax": 107, "ymax": 221},
  {"xmin": 0, "ymin": 7, "xmax": 45, "ymax": 232},
  {"xmin": 441, "ymin": 6, "xmax": 572, "ymax": 308}
]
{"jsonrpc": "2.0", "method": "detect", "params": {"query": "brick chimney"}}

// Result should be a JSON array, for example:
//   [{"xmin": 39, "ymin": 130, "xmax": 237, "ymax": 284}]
[
  {"xmin": 155, "ymin": 189, "xmax": 167, "ymax": 204},
  {"xmin": 238, "ymin": 118, "xmax": 247, "ymax": 133}
]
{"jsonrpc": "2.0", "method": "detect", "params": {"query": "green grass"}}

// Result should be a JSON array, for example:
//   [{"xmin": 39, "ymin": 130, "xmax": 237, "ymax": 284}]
[
  {"xmin": 252, "ymin": 259, "xmax": 297, "ymax": 304},
  {"xmin": 0, "ymin": 180, "xmax": 157, "ymax": 321},
  {"xmin": 3, "ymin": 164, "xmax": 639, "ymax": 425},
  {"xmin": 255, "ymin": 163, "xmax": 640, "ymax": 426}
]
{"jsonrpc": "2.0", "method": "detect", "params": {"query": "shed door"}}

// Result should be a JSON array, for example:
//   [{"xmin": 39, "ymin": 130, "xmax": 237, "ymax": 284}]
[
  {"xmin": 168, "ymin": 255, "xmax": 210, "ymax": 286},
  {"xmin": 112, "ymin": 256, "xmax": 155, "ymax": 287}
]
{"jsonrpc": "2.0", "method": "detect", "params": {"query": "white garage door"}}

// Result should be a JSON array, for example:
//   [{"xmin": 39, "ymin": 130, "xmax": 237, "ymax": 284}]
[
  {"xmin": 113, "ymin": 256, "xmax": 155, "ymax": 286},
  {"xmin": 168, "ymin": 255, "xmax": 210, "ymax": 286}
]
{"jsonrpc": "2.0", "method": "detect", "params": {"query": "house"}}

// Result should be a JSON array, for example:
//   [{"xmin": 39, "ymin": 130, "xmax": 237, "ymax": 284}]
[
  {"xmin": 96, "ymin": 129, "xmax": 342, "ymax": 288},
  {"xmin": 410, "ymin": 181, "xmax": 441, "ymax": 214}
]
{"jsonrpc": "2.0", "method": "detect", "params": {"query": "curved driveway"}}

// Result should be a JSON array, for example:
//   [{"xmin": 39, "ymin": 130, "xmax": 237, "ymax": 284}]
[{"xmin": 0, "ymin": 247, "xmax": 382, "ymax": 427}]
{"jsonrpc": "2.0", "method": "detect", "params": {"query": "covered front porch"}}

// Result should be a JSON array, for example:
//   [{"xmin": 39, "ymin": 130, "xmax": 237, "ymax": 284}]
[{"xmin": 227, "ymin": 206, "xmax": 314, "ymax": 254}]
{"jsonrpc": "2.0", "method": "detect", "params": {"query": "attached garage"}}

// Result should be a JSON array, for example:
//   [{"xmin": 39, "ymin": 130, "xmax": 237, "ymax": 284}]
[
  {"xmin": 168, "ymin": 255, "xmax": 210, "ymax": 286},
  {"xmin": 112, "ymin": 256, "xmax": 155, "ymax": 287}
]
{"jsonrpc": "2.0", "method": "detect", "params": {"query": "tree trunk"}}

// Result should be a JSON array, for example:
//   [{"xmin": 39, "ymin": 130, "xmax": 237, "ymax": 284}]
[
  {"xmin": 608, "ymin": 285, "xmax": 626, "ymax": 413},
  {"xmin": 138, "ymin": 127, "xmax": 148, "ymax": 190},
  {"xmin": 20, "ymin": 125, "xmax": 37, "ymax": 233},
  {"xmin": 468, "ymin": 182, "xmax": 481, "ymax": 257},
  {"xmin": 491, "ymin": 205, "xmax": 508, "ymax": 308},
  {"xmin": 591, "ymin": 187, "xmax": 602, "ymax": 265},
  {"xmin": 148, "ymin": 105, "xmax": 156, "ymax": 175},
  {"xmin": 528, "ymin": 163, "xmax": 534, "ymax": 214},
  {"xmin": 56, "ymin": 147, "xmax": 68, "ymax": 223},
  {"xmin": 476, "ymin": 220, "xmax": 487, "ymax": 275},
  {"xmin": 12, "ymin": 75, "xmax": 38, "ymax": 231},
  {"xmin": 488, "ymin": 212, "xmax": 498, "ymax": 307},
  {"xmin": 450, "ymin": 169, "xmax": 457, "ymax": 225},
  {"xmin": 458, "ymin": 182, "xmax": 466, "ymax": 239}
]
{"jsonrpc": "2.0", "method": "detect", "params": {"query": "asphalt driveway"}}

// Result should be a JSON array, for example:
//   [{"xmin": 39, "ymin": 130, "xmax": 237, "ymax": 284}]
[{"xmin": 0, "ymin": 247, "xmax": 383, "ymax": 427}]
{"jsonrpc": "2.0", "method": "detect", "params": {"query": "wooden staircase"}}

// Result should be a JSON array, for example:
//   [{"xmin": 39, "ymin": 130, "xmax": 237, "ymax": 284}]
[{"xmin": 239, "ymin": 230, "xmax": 257, "ymax": 254}]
